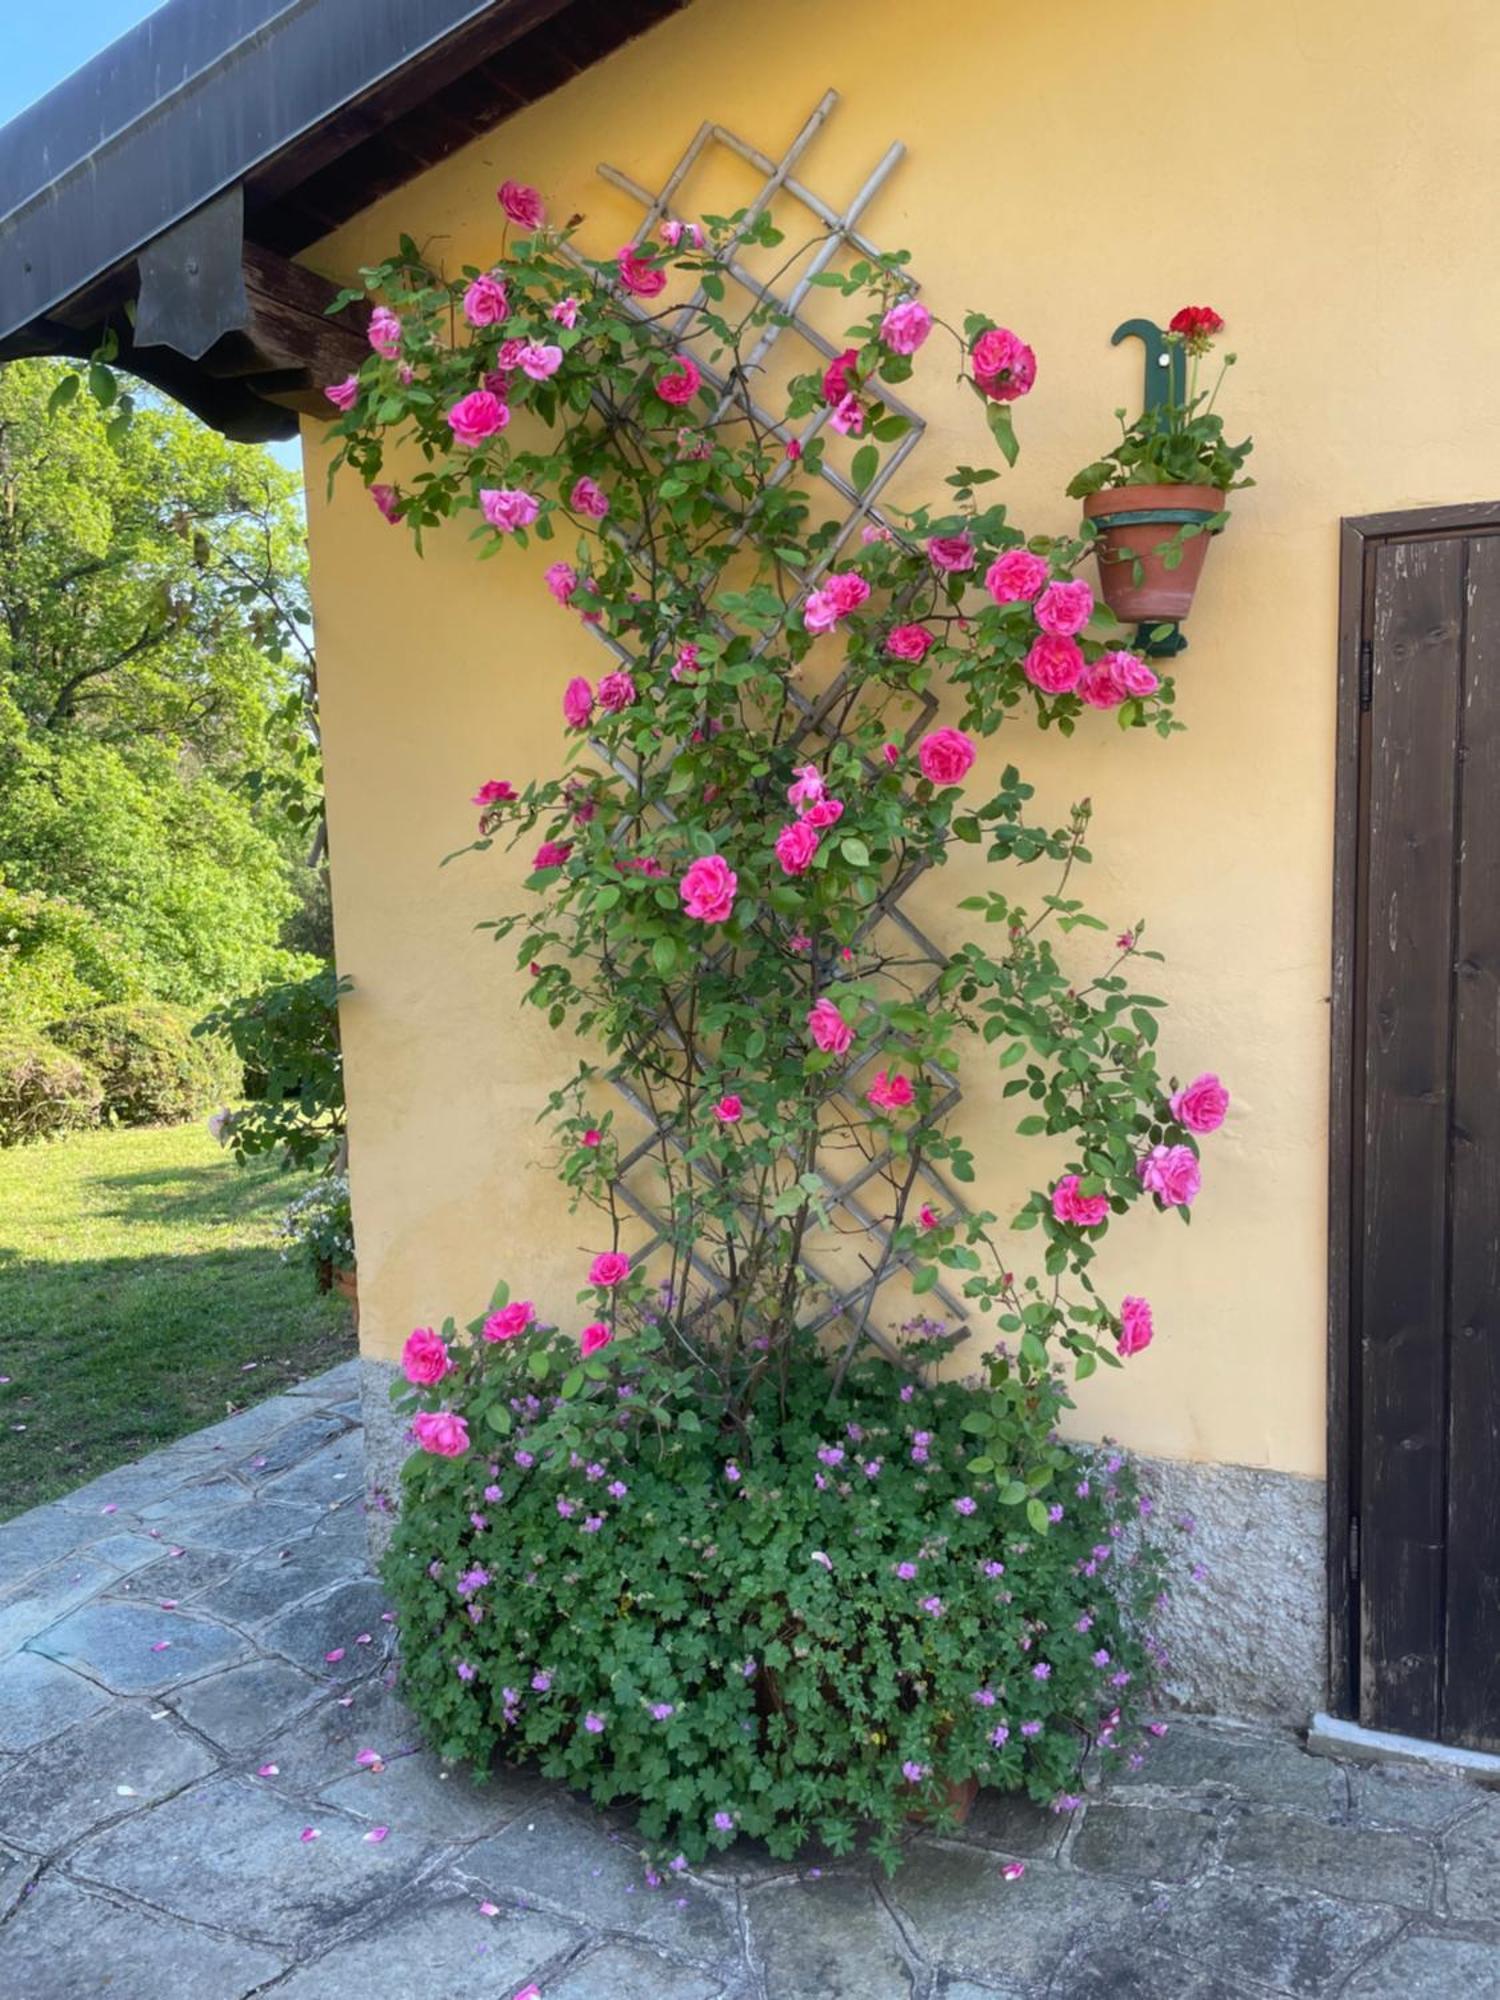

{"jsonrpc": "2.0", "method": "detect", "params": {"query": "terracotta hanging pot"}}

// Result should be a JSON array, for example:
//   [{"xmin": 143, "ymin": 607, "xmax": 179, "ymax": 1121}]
[{"xmin": 1082, "ymin": 483, "xmax": 1225, "ymax": 623}]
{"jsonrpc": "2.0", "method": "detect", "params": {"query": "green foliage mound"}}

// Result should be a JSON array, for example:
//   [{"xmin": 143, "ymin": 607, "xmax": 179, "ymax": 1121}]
[
  {"xmin": 48, "ymin": 1003, "xmax": 241, "ymax": 1128},
  {"xmin": 0, "ymin": 1032, "xmax": 104, "ymax": 1146}
]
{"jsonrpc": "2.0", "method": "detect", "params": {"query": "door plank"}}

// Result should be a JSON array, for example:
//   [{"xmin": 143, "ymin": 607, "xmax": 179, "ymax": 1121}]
[
  {"xmin": 1358, "ymin": 536, "xmax": 1463, "ymax": 1738},
  {"xmin": 1442, "ymin": 533, "xmax": 1500, "ymax": 1751}
]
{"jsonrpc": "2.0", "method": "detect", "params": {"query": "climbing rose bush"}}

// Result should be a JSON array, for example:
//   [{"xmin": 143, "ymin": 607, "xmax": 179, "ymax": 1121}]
[{"xmin": 327, "ymin": 180, "xmax": 1228, "ymax": 1854}]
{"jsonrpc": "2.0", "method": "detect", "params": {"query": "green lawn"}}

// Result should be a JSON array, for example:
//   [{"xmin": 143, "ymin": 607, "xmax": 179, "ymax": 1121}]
[{"xmin": 0, "ymin": 1120, "xmax": 355, "ymax": 1521}]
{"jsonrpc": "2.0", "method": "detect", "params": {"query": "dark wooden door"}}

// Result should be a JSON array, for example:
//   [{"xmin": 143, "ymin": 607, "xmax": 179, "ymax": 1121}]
[{"xmin": 1333, "ymin": 511, "xmax": 1500, "ymax": 1752}]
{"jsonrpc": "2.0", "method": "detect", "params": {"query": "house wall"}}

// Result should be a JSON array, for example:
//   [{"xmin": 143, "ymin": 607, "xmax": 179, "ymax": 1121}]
[{"xmin": 301, "ymin": 0, "xmax": 1500, "ymax": 1718}]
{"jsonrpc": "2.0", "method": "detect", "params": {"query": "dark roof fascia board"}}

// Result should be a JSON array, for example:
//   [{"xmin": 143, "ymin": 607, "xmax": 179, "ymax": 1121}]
[{"xmin": 0, "ymin": 0, "xmax": 558, "ymax": 346}]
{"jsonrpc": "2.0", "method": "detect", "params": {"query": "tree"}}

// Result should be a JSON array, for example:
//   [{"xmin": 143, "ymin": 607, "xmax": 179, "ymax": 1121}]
[{"xmin": 0, "ymin": 360, "xmax": 323, "ymax": 1015}]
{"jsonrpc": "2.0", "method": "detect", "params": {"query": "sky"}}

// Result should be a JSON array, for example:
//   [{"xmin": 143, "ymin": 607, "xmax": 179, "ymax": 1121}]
[{"xmin": 4, "ymin": 1, "xmax": 303, "ymax": 474}]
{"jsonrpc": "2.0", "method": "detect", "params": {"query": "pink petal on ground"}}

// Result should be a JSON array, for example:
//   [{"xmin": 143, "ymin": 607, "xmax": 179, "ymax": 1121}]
[
  {"xmin": 150, "ymin": 1641, "xmax": 172, "ymax": 1653},
  {"xmin": 100, "ymin": 1504, "xmax": 118, "ymax": 1515},
  {"xmin": 250, "ymin": 1456, "xmax": 268, "ymax": 1470},
  {"xmin": 159, "ymin": 1600, "xmax": 179, "ymax": 1610},
  {"xmin": 168, "ymin": 1547, "xmax": 185, "ymax": 1558},
  {"xmin": 324, "ymin": 1648, "xmax": 345, "ymax": 1663},
  {"xmin": 300, "ymin": 1827, "xmax": 320, "ymax": 1843},
  {"xmin": 257, "ymin": 1764, "xmax": 279, "ymax": 1777},
  {"xmin": 380, "ymin": 1611, "xmax": 395, "ymax": 1623},
  {"xmin": 363, "ymin": 1826, "xmax": 390, "ymax": 1844},
  {"xmin": 1002, "ymin": 1861, "xmax": 1026, "ymax": 1881},
  {"xmin": 336, "ymin": 1695, "xmax": 354, "ymax": 1708},
  {"xmin": 241, "ymin": 1361, "xmax": 258, "ymax": 1371},
  {"xmin": 355, "ymin": 1632, "xmax": 373, "ymax": 1645},
  {"xmin": 478, "ymin": 1901, "xmax": 500, "ymax": 1917},
  {"xmin": 355, "ymin": 1749, "xmax": 383, "ymax": 1769},
  {"xmin": 513, "ymin": 1986, "xmax": 541, "ymax": 2000}
]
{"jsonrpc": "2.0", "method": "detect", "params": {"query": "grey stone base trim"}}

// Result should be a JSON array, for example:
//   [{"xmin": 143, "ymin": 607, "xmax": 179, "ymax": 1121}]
[
  {"xmin": 1137, "ymin": 1451, "xmax": 1327, "ymax": 1726},
  {"xmin": 359, "ymin": 1356, "xmax": 404, "ymax": 1563},
  {"xmin": 1309, "ymin": 1711, "xmax": 1500, "ymax": 1785},
  {"xmin": 359, "ymin": 1358, "xmax": 1327, "ymax": 1726}
]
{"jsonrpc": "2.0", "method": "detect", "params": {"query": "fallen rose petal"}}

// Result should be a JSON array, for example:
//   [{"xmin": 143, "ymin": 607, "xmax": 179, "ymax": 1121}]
[
  {"xmin": 168, "ymin": 1547, "xmax": 185, "ymax": 1558},
  {"xmin": 100, "ymin": 1504, "xmax": 118, "ymax": 1515},
  {"xmin": 479, "ymin": 1900, "xmax": 500, "ymax": 1917},
  {"xmin": 159, "ymin": 1600, "xmax": 178, "ymax": 1610},
  {"xmin": 355, "ymin": 1748, "xmax": 383, "ymax": 1769},
  {"xmin": 300, "ymin": 1827, "xmax": 320, "ymax": 1843},
  {"xmin": 355, "ymin": 1632, "xmax": 372, "ymax": 1645},
  {"xmin": 364, "ymin": 1826, "xmax": 390, "ymax": 1844},
  {"xmin": 257, "ymin": 1764, "xmax": 279, "ymax": 1777},
  {"xmin": 324, "ymin": 1648, "xmax": 345, "ymax": 1663},
  {"xmin": 1002, "ymin": 1860, "xmax": 1027, "ymax": 1880},
  {"xmin": 150, "ymin": 1641, "xmax": 171, "ymax": 1653},
  {"xmin": 380, "ymin": 1611, "xmax": 395, "ymax": 1622},
  {"xmin": 336, "ymin": 1695, "xmax": 354, "ymax": 1708},
  {"xmin": 513, "ymin": 1988, "xmax": 540, "ymax": 2000}
]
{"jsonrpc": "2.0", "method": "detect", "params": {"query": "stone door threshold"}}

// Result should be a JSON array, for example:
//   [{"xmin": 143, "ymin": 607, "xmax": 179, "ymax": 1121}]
[{"xmin": 1309, "ymin": 1711, "xmax": 1500, "ymax": 1785}]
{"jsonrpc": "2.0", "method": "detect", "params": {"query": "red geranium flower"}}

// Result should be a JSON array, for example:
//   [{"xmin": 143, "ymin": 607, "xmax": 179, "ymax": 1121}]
[{"xmin": 1168, "ymin": 306, "xmax": 1224, "ymax": 343}]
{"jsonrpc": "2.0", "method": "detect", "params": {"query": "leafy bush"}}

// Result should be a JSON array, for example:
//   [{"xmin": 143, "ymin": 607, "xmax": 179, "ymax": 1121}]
[
  {"xmin": 48, "ymin": 1003, "xmax": 241, "ymax": 1127},
  {"xmin": 196, "ymin": 969, "xmax": 348, "ymax": 1170},
  {"xmin": 0, "ymin": 880, "xmax": 143, "ymax": 1034},
  {"xmin": 278, "ymin": 1173, "xmax": 354, "ymax": 1279},
  {"xmin": 0, "ymin": 1032, "xmax": 104, "ymax": 1146},
  {"xmin": 385, "ymin": 1306, "xmax": 1174, "ymax": 1871}
]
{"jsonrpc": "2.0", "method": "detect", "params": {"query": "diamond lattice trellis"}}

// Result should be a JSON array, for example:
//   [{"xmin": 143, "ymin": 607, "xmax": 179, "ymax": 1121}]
[{"xmin": 563, "ymin": 92, "xmax": 975, "ymax": 1365}]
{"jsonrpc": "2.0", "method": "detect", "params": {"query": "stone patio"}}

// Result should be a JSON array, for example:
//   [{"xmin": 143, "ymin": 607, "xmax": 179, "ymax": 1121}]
[{"xmin": 0, "ymin": 1364, "xmax": 1497, "ymax": 1999}]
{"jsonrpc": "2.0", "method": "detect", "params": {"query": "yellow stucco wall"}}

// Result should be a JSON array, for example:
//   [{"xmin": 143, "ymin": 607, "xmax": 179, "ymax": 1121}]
[{"xmin": 301, "ymin": 0, "xmax": 1500, "ymax": 1481}]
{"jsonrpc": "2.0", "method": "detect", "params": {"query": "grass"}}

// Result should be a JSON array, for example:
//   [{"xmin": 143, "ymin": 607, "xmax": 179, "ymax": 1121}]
[{"xmin": 0, "ymin": 1119, "xmax": 355, "ymax": 1521}]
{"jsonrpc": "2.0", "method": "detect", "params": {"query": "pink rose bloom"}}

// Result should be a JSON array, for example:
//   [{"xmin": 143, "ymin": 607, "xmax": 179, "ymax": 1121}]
[
  {"xmin": 480, "ymin": 488, "xmax": 540, "ymax": 533},
  {"xmin": 803, "ymin": 571, "xmax": 870, "ymax": 635},
  {"xmin": 972, "ymin": 326, "xmax": 1037, "ymax": 401},
  {"xmin": 1034, "ymin": 579, "xmax": 1094, "ymax": 638},
  {"xmin": 402, "ymin": 1326, "xmax": 451, "ymax": 1385},
  {"xmin": 775, "ymin": 819, "xmax": 821, "ymax": 876},
  {"xmin": 498, "ymin": 180, "xmax": 545, "ymax": 228},
  {"xmin": 918, "ymin": 728, "xmax": 977, "ymax": 787},
  {"xmin": 448, "ymin": 391, "xmax": 508, "ymax": 448},
  {"xmin": 985, "ymin": 549, "xmax": 1050, "ymax": 604},
  {"xmin": 1171, "ymin": 1073, "xmax": 1230, "ymax": 1134},
  {"xmin": 367, "ymin": 307, "xmax": 403, "ymax": 359},
  {"xmin": 1078, "ymin": 655, "xmax": 1130, "ymax": 709},
  {"xmin": 370, "ymin": 484, "xmax": 401, "ymax": 523},
  {"xmin": 881, "ymin": 743, "xmax": 901, "ymax": 767},
  {"xmin": 808, "ymin": 998, "xmax": 854, "ymax": 1055},
  {"xmin": 495, "ymin": 339, "xmax": 526, "ymax": 372},
  {"xmin": 803, "ymin": 797, "xmax": 844, "ymax": 830},
  {"xmin": 1052, "ymin": 1175, "xmax": 1110, "ymax": 1228},
  {"xmin": 879, "ymin": 299, "xmax": 932, "ymax": 355},
  {"xmin": 928, "ymin": 533, "xmax": 975, "ymax": 574},
  {"xmin": 785, "ymin": 437, "xmax": 803, "ymax": 461},
  {"xmin": 918, "ymin": 1204, "xmax": 940, "ymax": 1231},
  {"xmin": 1139, "ymin": 1144, "xmax": 1202, "ymax": 1208},
  {"xmin": 472, "ymin": 780, "xmax": 517, "ymax": 807},
  {"xmin": 562, "ymin": 677, "xmax": 595, "ymax": 730},
  {"xmin": 828, "ymin": 393, "xmax": 864, "ymax": 436},
  {"xmin": 672, "ymin": 643, "xmax": 700, "ymax": 682},
  {"xmin": 713, "ymin": 1094, "xmax": 743, "ymax": 1124},
  {"xmin": 596, "ymin": 670, "xmax": 637, "ymax": 713},
  {"xmin": 786, "ymin": 764, "xmax": 825, "ymax": 809},
  {"xmin": 412, "ymin": 1410, "xmax": 469, "ymax": 1458},
  {"xmin": 588, "ymin": 1252, "xmax": 630, "ymax": 1289},
  {"xmin": 569, "ymin": 476, "xmax": 610, "ymax": 519},
  {"xmin": 324, "ymin": 375, "xmax": 360, "ymax": 412},
  {"xmin": 679, "ymin": 853, "xmax": 738, "ymax": 924},
  {"xmin": 886, "ymin": 624, "xmax": 935, "ymax": 662},
  {"xmin": 822, "ymin": 349, "xmax": 859, "ymax": 404},
  {"xmin": 618, "ymin": 246, "xmax": 667, "ymax": 297},
  {"xmin": 1115, "ymin": 652, "xmax": 1162, "ymax": 697},
  {"xmin": 482, "ymin": 1300, "xmax": 537, "ymax": 1342},
  {"xmin": 532, "ymin": 840, "xmax": 573, "ymax": 871},
  {"xmin": 1117, "ymin": 1296, "xmax": 1154, "ymax": 1358},
  {"xmin": 551, "ymin": 295, "xmax": 580, "ymax": 328},
  {"xmin": 660, "ymin": 218, "xmax": 705, "ymax": 249},
  {"xmin": 580, "ymin": 1321, "xmax": 613, "ymax": 1357},
  {"xmin": 519, "ymin": 342, "xmax": 563, "ymax": 380},
  {"xmin": 582, "ymin": 1129, "xmax": 602, "ymax": 1147},
  {"xmin": 867, "ymin": 1071, "xmax": 914, "ymax": 1110},
  {"xmin": 1023, "ymin": 634, "xmax": 1085, "ymax": 694},
  {"xmin": 546, "ymin": 561, "xmax": 580, "ymax": 605},
  {"xmin": 462, "ymin": 273, "xmax": 509, "ymax": 327},
  {"xmin": 655, "ymin": 355, "xmax": 702, "ymax": 406}
]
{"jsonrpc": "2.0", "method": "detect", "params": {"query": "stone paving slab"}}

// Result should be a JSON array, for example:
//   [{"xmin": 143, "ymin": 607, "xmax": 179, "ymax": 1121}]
[
  {"xmin": 0, "ymin": 1875, "xmax": 288, "ymax": 1999},
  {"xmin": 0, "ymin": 1362, "xmax": 1497, "ymax": 2000}
]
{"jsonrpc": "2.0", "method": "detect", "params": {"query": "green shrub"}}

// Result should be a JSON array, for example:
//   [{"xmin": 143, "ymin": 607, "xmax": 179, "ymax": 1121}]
[
  {"xmin": 0, "ymin": 881, "xmax": 143, "ymax": 1034},
  {"xmin": 0, "ymin": 1033, "xmax": 104, "ymax": 1146},
  {"xmin": 48, "ymin": 1003, "xmax": 241, "ymax": 1128},
  {"xmin": 385, "ymin": 1308, "xmax": 1178, "ymax": 1872},
  {"xmin": 197, "ymin": 969, "xmax": 347, "ymax": 1170}
]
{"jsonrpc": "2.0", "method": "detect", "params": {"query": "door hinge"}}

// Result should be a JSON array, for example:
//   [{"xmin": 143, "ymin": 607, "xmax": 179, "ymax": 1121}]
[
  {"xmin": 1348, "ymin": 1513, "xmax": 1360, "ymax": 1583},
  {"xmin": 1358, "ymin": 640, "xmax": 1374, "ymax": 711}
]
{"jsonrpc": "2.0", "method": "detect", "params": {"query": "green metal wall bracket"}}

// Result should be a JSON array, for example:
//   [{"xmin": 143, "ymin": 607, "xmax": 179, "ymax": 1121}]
[{"xmin": 1111, "ymin": 318, "xmax": 1184, "ymax": 413}]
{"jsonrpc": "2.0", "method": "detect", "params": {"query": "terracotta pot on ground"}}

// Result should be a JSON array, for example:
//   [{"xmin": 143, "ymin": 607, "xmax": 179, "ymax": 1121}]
[
  {"xmin": 1083, "ymin": 483, "xmax": 1225, "ymax": 623},
  {"xmin": 904, "ymin": 1774, "xmax": 980, "ymax": 1827},
  {"xmin": 332, "ymin": 1263, "xmax": 359, "ymax": 1335}
]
